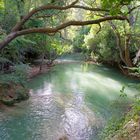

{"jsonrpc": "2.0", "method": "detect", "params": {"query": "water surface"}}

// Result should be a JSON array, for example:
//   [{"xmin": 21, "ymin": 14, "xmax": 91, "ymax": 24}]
[{"xmin": 0, "ymin": 62, "xmax": 139, "ymax": 140}]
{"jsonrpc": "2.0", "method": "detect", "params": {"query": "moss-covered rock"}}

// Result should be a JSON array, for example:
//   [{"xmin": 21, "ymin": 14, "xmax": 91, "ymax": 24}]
[
  {"xmin": 1, "ymin": 98, "xmax": 15, "ymax": 106},
  {"xmin": 0, "ymin": 83, "xmax": 29, "ymax": 106},
  {"xmin": 15, "ymin": 88, "xmax": 29, "ymax": 102}
]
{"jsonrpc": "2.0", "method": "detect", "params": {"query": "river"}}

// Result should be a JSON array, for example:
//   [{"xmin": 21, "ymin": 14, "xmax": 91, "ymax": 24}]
[{"xmin": 0, "ymin": 62, "xmax": 139, "ymax": 140}]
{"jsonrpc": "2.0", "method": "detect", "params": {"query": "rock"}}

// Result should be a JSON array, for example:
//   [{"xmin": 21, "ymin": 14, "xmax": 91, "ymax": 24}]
[
  {"xmin": 15, "ymin": 88, "xmax": 29, "ymax": 102},
  {"xmin": 58, "ymin": 135, "xmax": 69, "ymax": 140},
  {"xmin": 112, "ymin": 118, "xmax": 140, "ymax": 140},
  {"xmin": 1, "ymin": 98, "xmax": 15, "ymax": 106},
  {"xmin": 124, "ymin": 119, "xmax": 137, "ymax": 134},
  {"xmin": 0, "ymin": 84, "xmax": 29, "ymax": 106}
]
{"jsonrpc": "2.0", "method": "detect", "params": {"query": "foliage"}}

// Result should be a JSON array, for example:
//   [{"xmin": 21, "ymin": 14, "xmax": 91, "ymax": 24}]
[
  {"xmin": 0, "ymin": 64, "xmax": 29, "ymax": 86},
  {"xmin": 1, "ymin": 36, "xmax": 36, "ymax": 63},
  {"xmin": 100, "ymin": 117, "xmax": 125, "ymax": 140},
  {"xmin": 120, "ymin": 86, "xmax": 127, "ymax": 97},
  {"xmin": 84, "ymin": 24, "xmax": 119, "ymax": 63},
  {"xmin": 128, "ymin": 66, "xmax": 140, "ymax": 76},
  {"xmin": 101, "ymin": 0, "xmax": 136, "ymax": 15},
  {"xmin": 100, "ymin": 85, "xmax": 140, "ymax": 139},
  {"xmin": 72, "ymin": 27, "xmax": 90, "ymax": 53},
  {"xmin": 0, "ymin": 0, "xmax": 139, "ymax": 71},
  {"xmin": 0, "ymin": 57, "xmax": 13, "ymax": 64}
]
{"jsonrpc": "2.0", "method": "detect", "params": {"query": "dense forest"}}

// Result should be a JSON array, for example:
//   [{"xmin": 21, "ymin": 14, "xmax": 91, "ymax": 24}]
[{"xmin": 0, "ymin": 0, "xmax": 140, "ymax": 140}]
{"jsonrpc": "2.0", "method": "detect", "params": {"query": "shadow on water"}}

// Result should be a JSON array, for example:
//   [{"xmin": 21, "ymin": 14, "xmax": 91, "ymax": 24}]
[{"xmin": 0, "ymin": 62, "xmax": 139, "ymax": 140}]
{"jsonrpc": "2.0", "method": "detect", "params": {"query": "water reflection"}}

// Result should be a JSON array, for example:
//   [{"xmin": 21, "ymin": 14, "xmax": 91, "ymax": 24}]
[{"xmin": 30, "ymin": 83, "xmax": 53, "ymax": 96}]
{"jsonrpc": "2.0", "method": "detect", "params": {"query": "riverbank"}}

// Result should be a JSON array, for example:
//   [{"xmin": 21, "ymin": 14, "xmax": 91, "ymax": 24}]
[
  {"xmin": 0, "ymin": 83, "xmax": 29, "ymax": 106},
  {"xmin": 27, "ymin": 64, "xmax": 53, "ymax": 79},
  {"xmin": 92, "ymin": 60, "xmax": 140, "ymax": 80},
  {"xmin": 112, "ymin": 118, "xmax": 140, "ymax": 140},
  {"xmin": 101, "ymin": 95, "xmax": 140, "ymax": 140},
  {"xmin": 0, "ymin": 63, "xmax": 54, "ymax": 106},
  {"xmin": 105, "ymin": 117, "xmax": 140, "ymax": 140}
]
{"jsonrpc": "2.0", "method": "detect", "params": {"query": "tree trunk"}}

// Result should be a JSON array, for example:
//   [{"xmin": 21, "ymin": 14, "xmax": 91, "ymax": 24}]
[
  {"xmin": 134, "ymin": 48, "xmax": 140, "ymax": 64},
  {"xmin": 124, "ymin": 34, "xmax": 133, "ymax": 67},
  {"xmin": 110, "ymin": 20, "xmax": 133, "ymax": 68},
  {"xmin": 109, "ymin": 22, "xmax": 126, "ymax": 64},
  {"xmin": 39, "ymin": 54, "xmax": 44, "ymax": 72},
  {"xmin": 0, "ymin": 32, "xmax": 17, "ymax": 50}
]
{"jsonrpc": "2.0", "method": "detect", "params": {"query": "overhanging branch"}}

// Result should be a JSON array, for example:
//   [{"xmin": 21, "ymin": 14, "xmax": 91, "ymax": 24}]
[
  {"xmin": 0, "ymin": 16, "xmax": 127, "ymax": 50},
  {"xmin": 72, "ymin": 5, "xmax": 109, "ymax": 12},
  {"xmin": 12, "ymin": 0, "xmax": 79, "ymax": 32},
  {"xmin": 11, "ymin": 0, "xmax": 110, "ymax": 32},
  {"xmin": 127, "ymin": 5, "xmax": 140, "ymax": 14},
  {"xmin": 16, "ymin": 16, "xmax": 127, "ymax": 36}
]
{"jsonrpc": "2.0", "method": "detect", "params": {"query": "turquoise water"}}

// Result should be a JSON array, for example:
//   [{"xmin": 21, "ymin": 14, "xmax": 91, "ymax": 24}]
[{"xmin": 0, "ymin": 62, "xmax": 139, "ymax": 140}]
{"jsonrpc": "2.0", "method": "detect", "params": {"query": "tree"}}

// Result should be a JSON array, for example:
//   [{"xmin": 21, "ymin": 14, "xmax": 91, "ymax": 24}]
[
  {"xmin": 83, "ymin": 0, "xmax": 140, "ymax": 72},
  {"xmin": 0, "ymin": 0, "xmax": 140, "ymax": 74},
  {"xmin": 0, "ymin": 0, "xmax": 129, "ymax": 50}
]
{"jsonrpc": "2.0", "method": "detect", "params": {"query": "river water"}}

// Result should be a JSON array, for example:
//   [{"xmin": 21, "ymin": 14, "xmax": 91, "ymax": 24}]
[{"xmin": 0, "ymin": 62, "xmax": 139, "ymax": 140}]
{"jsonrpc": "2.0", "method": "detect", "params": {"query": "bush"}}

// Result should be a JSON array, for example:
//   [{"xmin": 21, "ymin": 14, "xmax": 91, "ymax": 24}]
[{"xmin": 0, "ymin": 64, "xmax": 29, "ymax": 85}]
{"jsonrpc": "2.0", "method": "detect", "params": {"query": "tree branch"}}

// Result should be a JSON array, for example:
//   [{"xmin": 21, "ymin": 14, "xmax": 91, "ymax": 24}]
[
  {"xmin": 0, "ymin": 16, "xmax": 127, "ymax": 50},
  {"xmin": 11, "ymin": 0, "xmax": 79, "ymax": 32},
  {"xmin": 11, "ymin": 0, "xmax": 111, "ymax": 32},
  {"xmin": 127, "ymin": 5, "xmax": 140, "ymax": 14},
  {"xmin": 72, "ymin": 5, "xmax": 109, "ymax": 12},
  {"xmin": 96, "ymin": 23, "xmax": 102, "ymax": 34},
  {"xmin": 17, "ymin": 16, "xmax": 127, "ymax": 35}
]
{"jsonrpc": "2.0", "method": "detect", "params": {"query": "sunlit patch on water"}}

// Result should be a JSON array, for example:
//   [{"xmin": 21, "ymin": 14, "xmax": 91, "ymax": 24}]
[
  {"xmin": 30, "ymin": 82, "xmax": 53, "ymax": 96},
  {"xmin": 55, "ymin": 90, "xmax": 104, "ymax": 140},
  {"xmin": 62, "ymin": 108, "xmax": 92, "ymax": 140}
]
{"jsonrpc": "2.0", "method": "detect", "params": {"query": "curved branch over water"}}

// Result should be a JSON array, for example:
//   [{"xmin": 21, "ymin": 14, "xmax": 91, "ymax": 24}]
[
  {"xmin": 0, "ymin": 16, "xmax": 127, "ymax": 50},
  {"xmin": 0, "ymin": 0, "xmax": 129, "ymax": 50}
]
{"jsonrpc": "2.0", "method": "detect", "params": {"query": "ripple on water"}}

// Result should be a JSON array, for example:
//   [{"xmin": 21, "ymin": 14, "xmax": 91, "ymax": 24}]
[
  {"xmin": 0, "ymin": 91, "xmax": 105, "ymax": 140},
  {"xmin": 56, "ymin": 91, "xmax": 105, "ymax": 140}
]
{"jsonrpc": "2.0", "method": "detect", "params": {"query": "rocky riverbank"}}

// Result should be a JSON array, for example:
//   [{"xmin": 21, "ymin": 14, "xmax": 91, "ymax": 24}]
[
  {"xmin": 0, "ymin": 64, "xmax": 53, "ymax": 106},
  {"xmin": 0, "ymin": 83, "xmax": 29, "ymax": 106},
  {"xmin": 111, "ymin": 118, "xmax": 140, "ymax": 140},
  {"xmin": 27, "ymin": 64, "xmax": 53, "ymax": 79}
]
